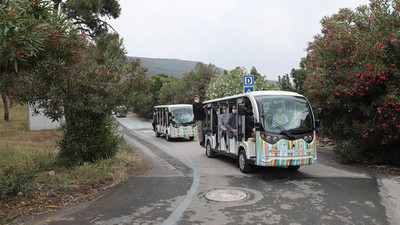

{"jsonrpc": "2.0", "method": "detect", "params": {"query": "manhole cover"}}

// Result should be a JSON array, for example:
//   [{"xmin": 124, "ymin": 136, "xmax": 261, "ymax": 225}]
[{"xmin": 205, "ymin": 189, "xmax": 247, "ymax": 202}]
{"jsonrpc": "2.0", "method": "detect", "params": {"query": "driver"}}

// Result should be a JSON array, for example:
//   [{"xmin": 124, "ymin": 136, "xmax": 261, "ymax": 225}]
[{"xmin": 272, "ymin": 105, "xmax": 288, "ymax": 127}]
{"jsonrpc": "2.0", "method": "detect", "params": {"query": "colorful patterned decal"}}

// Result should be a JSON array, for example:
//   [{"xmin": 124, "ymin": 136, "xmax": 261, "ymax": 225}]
[
  {"xmin": 255, "ymin": 131, "xmax": 317, "ymax": 167},
  {"xmin": 238, "ymin": 142, "xmax": 248, "ymax": 158},
  {"xmin": 238, "ymin": 142, "xmax": 247, "ymax": 151},
  {"xmin": 168, "ymin": 124, "xmax": 198, "ymax": 138}
]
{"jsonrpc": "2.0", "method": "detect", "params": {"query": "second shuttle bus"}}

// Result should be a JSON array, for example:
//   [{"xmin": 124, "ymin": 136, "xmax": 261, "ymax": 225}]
[{"xmin": 153, "ymin": 104, "xmax": 197, "ymax": 141}]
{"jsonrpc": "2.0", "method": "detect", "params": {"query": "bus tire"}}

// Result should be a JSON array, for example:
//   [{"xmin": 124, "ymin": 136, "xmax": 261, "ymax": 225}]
[
  {"xmin": 206, "ymin": 141, "xmax": 215, "ymax": 158},
  {"xmin": 189, "ymin": 136, "xmax": 194, "ymax": 141},
  {"xmin": 288, "ymin": 165, "xmax": 300, "ymax": 171},
  {"xmin": 166, "ymin": 133, "xmax": 171, "ymax": 141},
  {"xmin": 238, "ymin": 150, "xmax": 252, "ymax": 173},
  {"xmin": 155, "ymin": 129, "xmax": 160, "ymax": 137}
]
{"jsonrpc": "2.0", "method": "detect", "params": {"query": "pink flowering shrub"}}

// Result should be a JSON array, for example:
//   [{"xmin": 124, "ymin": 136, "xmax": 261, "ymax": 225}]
[{"xmin": 304, "ymin": 0, "xmax": 400, "ymax": 165}]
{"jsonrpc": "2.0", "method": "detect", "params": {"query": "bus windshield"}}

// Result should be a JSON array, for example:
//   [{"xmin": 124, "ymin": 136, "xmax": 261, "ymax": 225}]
[
  {"xmin": 170, "ymin": 107, "xmax": 194, "ymax": 124},
  {"xmin": 255, "ymin": 95, "xmax": 313, "ymax": 135}
]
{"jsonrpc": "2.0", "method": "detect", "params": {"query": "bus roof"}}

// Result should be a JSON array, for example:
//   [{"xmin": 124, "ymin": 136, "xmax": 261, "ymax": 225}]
[
  {"xmin": 154, "ymin": 104, "xmax": 193, "ymax": 109},
  {"xmin": 203, "ymin": 91, "xmax": 304, "ymax": 104}
]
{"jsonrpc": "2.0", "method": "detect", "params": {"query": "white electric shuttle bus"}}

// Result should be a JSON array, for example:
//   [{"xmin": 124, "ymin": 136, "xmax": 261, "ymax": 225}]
[
  {"xmin": 153, "ymin": 104, "xmax": 197, "ymax": 141},
  {"xmin": 203, "ymin": 91, "xmax": 319, "ymax": 173}
]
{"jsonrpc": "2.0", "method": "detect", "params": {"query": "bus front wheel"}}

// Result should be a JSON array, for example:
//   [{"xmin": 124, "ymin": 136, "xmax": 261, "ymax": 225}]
[
  {"xmin": 238, "ymin": 150, "xmax": 252, "ymax": 173},
  {"xmin": 189, "ymin": 136, "xmax": 194, "ymax": 141},
  {"xmin": 206, "ymin": 141, "xmax": 215, "ymax": 158}
]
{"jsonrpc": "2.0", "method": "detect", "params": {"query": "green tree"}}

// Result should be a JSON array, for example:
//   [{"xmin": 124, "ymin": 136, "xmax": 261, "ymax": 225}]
[
  {"xmin": 304, "ymin": 0, "xmax": 400, "ymax": 165},
  {"xmin": 158, "ymin": 62, "xmax": 218, "ymax": 105},
  {"xmin": 0, "ymin": 0, "xmax": 53, "ymax": 121},
  {"xmin": 52, "ymin": 0, "xmax": 121, "ymax": 38},
  {"xmin": 12, "ymin": 19, "xmax": 144, "ymax": 163},
  {"xmin": 131, "ymin": 73, "xmax": 179, "ymax": 118},
  {"xmin": 180, "ymin": 63, "xmax": 219, "ymax": 102},
  {"xmin": 150, "ymin": 74, "xmax": 178, "ymax": 104},
  {"xmin": 278, "ymin": 74, "xmax": 294, "ymax": 91},
  {"xmin": 1, "ymin": 0, "xmax": 144, "ymax": 163},
  {"xmin": 290, "ymin": 58, "xmax": 307, "ymax": 93},
  {"xmin": 206, "ymin": 67, "xmax": 277, "ymax": 100},
  {"xmin": 158, "ymin": 81, "xmax": 183, "ymax": 105},
  {"xmin": 250, "ymin": 66, "xmax": 263, "ymax": 81}
]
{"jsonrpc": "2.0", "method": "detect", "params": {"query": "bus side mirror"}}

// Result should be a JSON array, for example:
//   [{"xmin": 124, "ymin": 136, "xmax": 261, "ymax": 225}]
[
  {"xmin": 238, "ymin": 104, "xmax": 246, "ymax": 115},
  {"xmin": 254, "ymin": 122, "xmax": 264, "ymax": 131}
]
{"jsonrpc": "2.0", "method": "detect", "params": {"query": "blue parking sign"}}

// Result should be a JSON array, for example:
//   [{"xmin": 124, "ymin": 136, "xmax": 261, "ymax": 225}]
[
  {"xmin": 243, "ymin": 75, "xmax": 254, "ymax": 86},
  {"xmin": 244, "ymin": 86, "xmax": 254, "ymax": 93}
]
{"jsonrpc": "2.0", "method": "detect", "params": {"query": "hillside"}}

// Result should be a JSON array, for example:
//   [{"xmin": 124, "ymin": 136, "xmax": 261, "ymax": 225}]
[
  {"xmin": 129, "ymin": 57, "xmax": 278, "ymax": 84},
  {"xmin": 129, "ymin": 57, "xmax": 225, "ymax": 78}
]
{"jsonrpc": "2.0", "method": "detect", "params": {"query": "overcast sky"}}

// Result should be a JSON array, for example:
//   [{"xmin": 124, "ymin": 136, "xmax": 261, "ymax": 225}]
[{"xmin": 108, "ymin": 0, "xmax": 370, "ymax": 81}]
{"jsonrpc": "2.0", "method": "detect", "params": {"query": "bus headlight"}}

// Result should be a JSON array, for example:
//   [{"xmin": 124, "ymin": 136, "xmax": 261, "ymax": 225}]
[
  {"xmin": 266, "ymin": 136, "xmax": 272, "ymax": 142},
  {"xmin": 264, "ymin": 135, "xmax": 279, "ymax": 144},
  {"xmin": 303, "ymin": 135, "xmax": 313, "ymax": 143},
  {"xmin": 173, "ymin": 124, "xmax": 180, "ymax": 128}
]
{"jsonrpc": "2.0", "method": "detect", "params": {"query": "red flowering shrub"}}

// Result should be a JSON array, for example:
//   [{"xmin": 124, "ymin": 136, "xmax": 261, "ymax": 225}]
[
  {"xmin": 0, "ymin": 0, "xmax": 53, "ymax": 121},
  {"xmin": 304, "ymin": 0, "xmax": 400, "ymax": 165},
  {"xmin": 2, "ymin": 1, "xmax": 148, "ymax": 164},
  {"xmin": 0, "ymin": 0, "xmax": 51, "ymax": 73},
  {"xmin": 8, "ymin": 15, "xmax": 148, "ymax": 164}
]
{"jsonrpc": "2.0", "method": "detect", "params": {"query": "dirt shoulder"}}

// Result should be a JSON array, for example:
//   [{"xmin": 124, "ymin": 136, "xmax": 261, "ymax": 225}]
[{"xmin": 1, "ymin": 162, "xmax": 149, "ymax": 225}]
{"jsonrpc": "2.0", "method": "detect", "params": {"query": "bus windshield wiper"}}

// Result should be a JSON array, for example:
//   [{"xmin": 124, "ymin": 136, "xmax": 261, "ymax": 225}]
[{"xmin": 264, "ymin": 116, "xmax": 296, "ymax": 140}]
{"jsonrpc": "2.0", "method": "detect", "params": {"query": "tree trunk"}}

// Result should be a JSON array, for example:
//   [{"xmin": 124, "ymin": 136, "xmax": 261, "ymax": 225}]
[
  {"xmin": 1, "ymin": 91, "xmax": 10, "ymax": 121},
  {"xmin": 8, "ymin": 95, "xmax": 12, "ymax": 109}
]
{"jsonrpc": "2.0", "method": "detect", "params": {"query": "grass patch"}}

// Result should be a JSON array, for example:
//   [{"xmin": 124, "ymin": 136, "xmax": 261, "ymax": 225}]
[{"xmin": 0, "ymin": 102, "xmax": 144, "ymax": 224}]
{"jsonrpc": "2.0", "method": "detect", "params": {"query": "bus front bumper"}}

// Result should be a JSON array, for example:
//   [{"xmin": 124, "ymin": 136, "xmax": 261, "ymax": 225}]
[{"xmin": 260, "ymin": 155, "xmax": 317, "ymax": 166}]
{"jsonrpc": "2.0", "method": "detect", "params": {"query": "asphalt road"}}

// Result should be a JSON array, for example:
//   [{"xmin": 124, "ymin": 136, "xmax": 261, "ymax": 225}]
[{"xmin": 29, "ymin": 113, "xmax": 400, "ymax": 225}]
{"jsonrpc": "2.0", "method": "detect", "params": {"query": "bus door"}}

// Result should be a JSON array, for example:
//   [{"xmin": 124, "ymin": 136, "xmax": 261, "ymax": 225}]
[
  {"xmin": 238, "ymin": 97, "xmax": 256, "ymax": 158},
  {"xmin": 165, "ymin": 108, "xmax": 169, "ymax": 134},
  {"xmin": 205, "ymin": 104, "xmax": 212, "ymax": 140},
  {"xmin": 161, "ymin": 108, "xmax": 165, "ymax": 134},
  {"xmin": 216, "ymin": 103, "xmax": 222, "ymax": 151},
  {"xmin": 159, "ymin": 108, "xmax": 162, "ymax": 128},
  {"xmin": 234, "ymin": 98, "xmax": 245, "ymax": 155},
  {"xmin": 227, "ymin": 100, "xmax": 238, "ymax": 154},
  {"xmin": 210, "ymin": 104, "xmax": 218, "ymax": 149},
  {"xmin": 156, "ymin": 108, "xmax": 160, "ymax": 132},
  {"xmin": 238, "ymin": 102, "xmax": 245, "ymax": 143},
  {"xmin": 157, "ymin": 109, "xmax": 161, "ymax": 131},
  {"xmin": 217, "ymin": 101, "xmax": 228, "ymax": 151},
  {"xmin": 204, "ymin": 104, "xmax": 215, "ymax": 148},
  {"xmin": 217, "ymin": 104, "xmax": 223, "ymax": 151}
]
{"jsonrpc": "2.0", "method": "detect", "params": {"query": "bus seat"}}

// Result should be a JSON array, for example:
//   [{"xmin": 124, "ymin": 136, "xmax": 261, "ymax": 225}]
[{"xmin": 247, "ymin": 137, "xmax": 256, "ymax": 142}]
